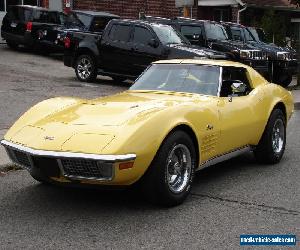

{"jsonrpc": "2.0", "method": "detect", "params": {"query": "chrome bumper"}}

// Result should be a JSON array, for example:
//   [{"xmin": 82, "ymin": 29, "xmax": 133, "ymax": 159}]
[{"xmin": 1, "ymin": 140, "xmax": 136, "ymax": 181}]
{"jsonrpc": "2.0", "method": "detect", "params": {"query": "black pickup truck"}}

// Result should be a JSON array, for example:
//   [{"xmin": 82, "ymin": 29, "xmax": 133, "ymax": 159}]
[
  {"xmin": 222, "ymin": 22, "xmax": 298, "ymax": 86},
  {"xmin": 52, "ymin": 11, "xmax": 120, "ymax": 50},
  {"xmin": 144, "ymin": 17, "xmax": 269, "ymax": 77},
  {"xmin": 1, "ymin": 5, "xmax": 65, "ymax": 51},
  {"xmin": 64, "ymin": 19, "xmax": 227, "ymax": 82}
]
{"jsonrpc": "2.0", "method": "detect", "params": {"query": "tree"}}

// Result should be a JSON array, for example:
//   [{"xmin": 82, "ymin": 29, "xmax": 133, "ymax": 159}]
[{"xmin": 259, "ymin": 10, "xmax": 287, "ymax": 46}]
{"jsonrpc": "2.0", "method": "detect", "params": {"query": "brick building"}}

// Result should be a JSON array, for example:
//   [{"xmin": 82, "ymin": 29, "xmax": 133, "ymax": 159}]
[{"xmin": 1, "ymin": 0, "xmax": 300, "ymax": 41}]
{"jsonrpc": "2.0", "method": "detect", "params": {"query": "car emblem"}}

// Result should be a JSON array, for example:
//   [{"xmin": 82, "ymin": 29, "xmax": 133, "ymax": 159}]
[{"xmin": 44, "ymin": 136, "xmax": 55, "ymax": 141}]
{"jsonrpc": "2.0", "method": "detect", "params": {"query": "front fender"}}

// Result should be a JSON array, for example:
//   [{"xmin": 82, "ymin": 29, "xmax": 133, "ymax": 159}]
[{"xmin": 4, "ymin": 97, "xmax": 84, "ymax": 141}]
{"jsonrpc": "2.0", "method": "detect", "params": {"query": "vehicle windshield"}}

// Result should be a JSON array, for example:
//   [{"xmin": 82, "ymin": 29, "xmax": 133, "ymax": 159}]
[
  {"xmin": 247, "ymin": 27, "xmax": 260, "ymax": 42},
  {"xmin": 65, "ymin": 12, "xmax": 92, "ymax": 28},
  {"xmin": 248, "ymin": 27, "xmax": 266, "ymax": 42},
  {"xmin": 130, "ymin": 64, "xmax": 221, "ymax": 96},
  {"xmin": 152, "ymin": 25, "xmax": 187, "ymax": 45},
  {"xmin": 244, "ymin": 28, "xmax": 255, "ymax": 41},
  {"xmin": 204, "ymin": 23, "xmax": 228, "ymax": 40}
]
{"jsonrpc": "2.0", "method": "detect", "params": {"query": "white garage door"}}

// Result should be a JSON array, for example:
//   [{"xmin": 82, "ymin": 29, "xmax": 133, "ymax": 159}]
[{"xmin": 49, "ymin": 0, "xmax": 63, "ymax": 11}]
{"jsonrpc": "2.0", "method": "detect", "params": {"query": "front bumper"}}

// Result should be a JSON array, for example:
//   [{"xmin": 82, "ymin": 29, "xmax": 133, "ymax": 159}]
[
  {"xmin": 1, "ymin": 31, "xmax": 34, "ymax": 46},
  {"xmin": 272, "ymin": 60, "xmax": 298, "ymax": 75},
  {"xmin": 242, "ymin": 59, "xmax": 269, "ymax": 75},
  {"xmin": 1, "ymin": 140, "xmax": 136, "ymax": 183}
]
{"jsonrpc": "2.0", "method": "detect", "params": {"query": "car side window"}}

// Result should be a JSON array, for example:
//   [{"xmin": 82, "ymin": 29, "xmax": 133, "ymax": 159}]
[
  {"xmin": 32, "ymin": 10, "xmax": 49, "ymax": 23},
  {"xmin": 108, "ymin": 24, "xmax": 131, "ymax": 42},
  {"xmin": 90, "ymin": 17, "xmax": 111, "ymax": 32},
  {"xmin": 181, "ymin": 25, "xmax": 202, "ymax": 38},
  {"xmin": 230, "ymin": 28, "xmax": 243, "ymax": 41},
  {"xmin": 220, "ymin": 67, "xmax": 251, "ymax": 97},
  {"xmin": 133, "ymin": 26, "xmax": 154, "ymax": 45}
]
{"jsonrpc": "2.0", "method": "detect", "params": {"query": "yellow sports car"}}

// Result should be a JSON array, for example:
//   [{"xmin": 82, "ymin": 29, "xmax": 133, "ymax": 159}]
[{"xmin": 1, "ymin": 59, "xmax": 294, "ymax": 206}]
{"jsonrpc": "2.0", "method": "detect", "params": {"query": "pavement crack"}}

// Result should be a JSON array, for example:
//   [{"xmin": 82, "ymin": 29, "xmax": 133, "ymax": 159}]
[{"xmin": 191, "ymin": 193, "xmax": 299, "ymax": 216}]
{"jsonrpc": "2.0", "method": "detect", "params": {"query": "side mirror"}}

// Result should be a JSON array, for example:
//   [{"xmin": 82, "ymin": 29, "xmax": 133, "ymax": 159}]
[
  {"xmin": 148, "ymin": 38, "xmax": 159, "ymax": 48},
  {"xmin": 231, "ymin": 80, "xmax": 247, "ymax": 95}
]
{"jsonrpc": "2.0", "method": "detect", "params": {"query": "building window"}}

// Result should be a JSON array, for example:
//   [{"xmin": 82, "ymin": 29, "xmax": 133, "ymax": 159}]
[
  {"xmin": 214, "ymin": 8, "xmax": 230, "ymax": 22},
  {"xmin": 23, "ymin": 0, "xmax": 39, "ymax": 5},
  {"xmin": 0, "ymin": 0, "xmax": 5, "ymax": 11}
]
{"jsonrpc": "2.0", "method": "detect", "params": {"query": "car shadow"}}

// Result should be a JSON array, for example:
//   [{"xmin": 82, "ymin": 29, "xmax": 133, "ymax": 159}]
[{"xmin": 7, "ymin": 151, "xmax": 276, "ymax": 214}]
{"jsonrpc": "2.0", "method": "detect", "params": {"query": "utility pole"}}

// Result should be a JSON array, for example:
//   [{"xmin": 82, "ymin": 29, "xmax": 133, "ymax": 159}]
[{"xmin": 297, "ymin": 39, "xmax": 300, "ymax": 86}]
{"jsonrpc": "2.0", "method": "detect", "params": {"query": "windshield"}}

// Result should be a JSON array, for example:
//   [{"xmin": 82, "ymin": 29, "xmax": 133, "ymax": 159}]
[
  {"xmin": 246, "ymin": 27, "xmax": 259, "ymax": 42},
  {"xmin": 204, "ymin": 23, "xmax": 228, "ymax": 40},
  {"xmin": 152, "ymin": 25, "xmax": 187, "ymax": 45},
  {"xmin": 130, "ymin": 64, "xmax": 221, "ymax": 96}
]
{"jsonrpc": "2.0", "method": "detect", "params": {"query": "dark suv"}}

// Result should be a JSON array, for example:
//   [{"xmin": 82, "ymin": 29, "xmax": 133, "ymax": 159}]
[
  {"xmin": 1, "ymin": 5, "xmax": 64, "ymax": 50},
  {"xmin": 145, "ymin": 17, "xmax": 269, "ymax": 77},
  {"xmin": 222, "ymin": 22, "xmax": 298, "ymax": 86}
]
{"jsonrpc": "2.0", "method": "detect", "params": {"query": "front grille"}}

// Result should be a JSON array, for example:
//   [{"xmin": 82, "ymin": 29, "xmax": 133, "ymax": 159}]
[
  {"xmin": 3, "ymin": 143, "xmax": 114, "ymax": 181},
  {"xmin": 8, "ymin": 149, "xmax": 31, "ymax": 169},
  {"xmin": 61, "ymin": 159, "xmax": 111, "ymax": 179},
  {"xmin": 249, "ymin": 50, "xmax": 266, "ymax": 60}
]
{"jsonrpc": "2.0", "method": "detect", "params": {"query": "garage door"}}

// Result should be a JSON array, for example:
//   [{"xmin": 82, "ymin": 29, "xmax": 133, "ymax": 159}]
[{"xmin": 49, "ymin": 0, "xmax": 63, "ymax": 11}]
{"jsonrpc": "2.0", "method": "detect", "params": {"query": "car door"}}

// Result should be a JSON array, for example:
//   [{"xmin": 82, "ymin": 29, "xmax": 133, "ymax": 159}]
[
  {"xmin": 217, "ymin": 66, "xmax": 266, "ymax": 154},
  {"xmin": 129, "ymin": 25, "xmax": 163, "ymax": 75},
  {"xmin": 100, "ymin": 23, "xmax": 134, "ymax": 75}
]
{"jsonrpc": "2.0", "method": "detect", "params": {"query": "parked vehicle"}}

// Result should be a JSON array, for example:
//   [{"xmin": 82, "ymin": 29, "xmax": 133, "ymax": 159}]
[
  {"xmin": 1, "ymin": 5, "xmax": 65, "ymax": 51},
  {"xmin": 53, "ymin": 11, "xmax": 120, "ymax": 50},
  {"xmin": 64, "ymin": 19, "xmax": 228, "ymax": 82},
  {"xmin": 1, "ymin": 59, "xmax": 294, "ymax": 206},
  {"xmin": 222, "ymin": 23, "xmax": 298, "ymax": 87},
  {"xmin": 144, "ymin": 17, "xmax": 269, "ymax": 77}
]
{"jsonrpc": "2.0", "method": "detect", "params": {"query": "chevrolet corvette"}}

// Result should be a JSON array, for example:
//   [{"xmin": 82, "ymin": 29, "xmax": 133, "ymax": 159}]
[{"xmin": 1, "ymin": 59, "xmax": 294, "ymax": 206}]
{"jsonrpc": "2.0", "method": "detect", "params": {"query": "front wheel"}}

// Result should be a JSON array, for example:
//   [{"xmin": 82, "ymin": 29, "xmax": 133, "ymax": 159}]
[
  {"xmin": 141, "ymin": 130, "xmax": 196, "ymax": 206},
  {"xmin": 254, "ymin": 109, "xmax": 286, "ymax": 164},
  {"xmin": 75, "ymin": 54, "xmax": 97, "ymax": 82},
  {"xmin": 6, "ymin": 40, "xmax": 19, "ymax": 50}
]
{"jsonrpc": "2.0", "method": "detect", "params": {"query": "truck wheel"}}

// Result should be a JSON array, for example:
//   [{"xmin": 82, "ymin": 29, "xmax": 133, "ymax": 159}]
[
  {"xmin": 6, "ymin": 40, "xmax": 19, "ymax": 50},
  {"xmin": 141, "ymin": 130, "xmax": 196, "ymax": 207},
  {"xmin": 75, "ymin": 54, "xmax": 97, "ymax": 82},
  {"xmin": 273, "ymin": 73, "xmax": 292, "ymax": 88},
  {"xmin": 254, "ymin": 109, "xmax": 286, "ymax": 164}
]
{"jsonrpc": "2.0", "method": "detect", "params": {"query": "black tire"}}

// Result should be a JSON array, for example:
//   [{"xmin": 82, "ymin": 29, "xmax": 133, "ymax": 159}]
[
  {"xmin": 75, "ymin": 54, "xmax": 97, "ymax": 82},
  {"xmin": 6, "ymin": 40, "xmax": 19, "ymax": 50},
  {"xmin": 141, "ymin": 130, "xmax": 196, "ymax": 207},
  {"xmin": 273, "ymin": 72, "xmax": 292, "ymax": 88},
  {"xmin": 30, "ymin": 171, "xmax": 50, "ymax": 185},
  {"xmin": 112, "ymin": 76, "xmax": 127, "ymax": 83},
  {"xmin": 254, "ymin": 109, "xmax": 286, "ymax": 164}
]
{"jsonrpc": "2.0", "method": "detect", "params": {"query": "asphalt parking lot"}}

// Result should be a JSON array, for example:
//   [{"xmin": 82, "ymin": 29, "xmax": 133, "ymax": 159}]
[{"xmin": 0, "ymin": 44, "xmax": 299, "ymax": 250}]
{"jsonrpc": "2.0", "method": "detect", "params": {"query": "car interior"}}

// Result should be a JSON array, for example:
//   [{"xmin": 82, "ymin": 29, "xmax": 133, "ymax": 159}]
[{"xmin": 220, "ymin": 66, "xmax": 251, "ymax": 97}]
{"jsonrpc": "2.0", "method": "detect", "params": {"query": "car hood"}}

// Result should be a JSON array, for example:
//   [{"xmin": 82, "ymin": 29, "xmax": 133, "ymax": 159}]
[
  {"xmin": 248, "ymin": 41, "xmax": 296, "ymax": 57},
  {"xmin": 211, "ymin": 39, "xmax": 258, "ymax": 51},
  {"xmin": 7, "ymin": 91, "xmax": 214, "ymax": 152},
  {"xmin": 168, "ymin": 44, "xmax": 228, "ymax": 59}
]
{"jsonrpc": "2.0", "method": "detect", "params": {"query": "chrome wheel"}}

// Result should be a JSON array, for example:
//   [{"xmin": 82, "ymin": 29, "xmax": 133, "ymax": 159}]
[
  {"xmin": 166, "ymin": 144, "xmax": 192, "ymax": 193},
  {"xmin": 272, "ymin": 119, "xmax": 285, "ymax": 153},
  {"xmin": 77, "ymin": 57, "xmax": 92, "ymax": 80}
]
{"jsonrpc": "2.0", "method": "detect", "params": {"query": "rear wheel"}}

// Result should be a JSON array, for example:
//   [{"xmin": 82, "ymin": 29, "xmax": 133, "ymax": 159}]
[
  {"xmin": 112, "ymin": 76, "xmax": 127, "ymax": 83},
  {"xmin": 141, "ymin": 130, "xmax": 196, "ymax": 206},
  {"xmin": 6, "ymin": 40, "xmax": 19, "ymax": 50},
  {"xmin": 254, "ymin": 109, "xmax": 286, "ymax": 164},
  {"xmin": 75, "ymin": 54, "xmax": 97, "ymax": 82}
]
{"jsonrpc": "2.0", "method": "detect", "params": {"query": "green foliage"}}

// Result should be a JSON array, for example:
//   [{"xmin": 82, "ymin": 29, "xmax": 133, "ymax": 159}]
[
  {"xmin": 259, "ymin": 10, "xmax": 287, "ymax": 47},
  {"xmin": 290, "ymin": 0, "xmax": 300, "ymax": 7}
]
